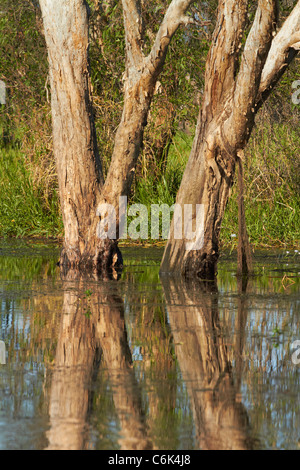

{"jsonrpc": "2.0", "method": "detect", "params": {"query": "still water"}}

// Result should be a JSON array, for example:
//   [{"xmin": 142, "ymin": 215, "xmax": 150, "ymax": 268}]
[{"xmin": 0, "ymin": 239, "xmax": 299, "ymax": 450}]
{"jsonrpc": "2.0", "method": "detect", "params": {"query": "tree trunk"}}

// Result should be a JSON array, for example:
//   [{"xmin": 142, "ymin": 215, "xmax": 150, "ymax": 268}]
[
  {"xmin": 161, "ymin": 0, "xmax": 299, "ymax": 279},
  {"xmin": 39, "ymin": 0, "xmax": 121, "ymax": 273}
]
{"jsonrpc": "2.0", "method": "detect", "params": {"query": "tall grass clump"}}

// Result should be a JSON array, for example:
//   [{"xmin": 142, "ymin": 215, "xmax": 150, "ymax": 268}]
[
  {"xmin": 221, "ymin": 95, "xmax": 300, "ymax": 248},
  {"xmin": 0, "ymin": 145, "xmax": 62, "ymax": 237},
  {"xmin": 0, "ymin": 1, "xmax": 63, "ymax": 237},
  {"xmin": 133, "ymin": 132, "xmax": 192, "ymax": 209}
]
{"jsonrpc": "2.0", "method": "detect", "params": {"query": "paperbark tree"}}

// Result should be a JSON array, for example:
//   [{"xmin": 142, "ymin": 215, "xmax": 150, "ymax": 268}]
[
  {"xmin": 38, "ymin": 0, "xmax": 198, "ymax": 274},
  {"xmin": 161, "ymin": 0, "xmax": 300, "ymax": 279}
]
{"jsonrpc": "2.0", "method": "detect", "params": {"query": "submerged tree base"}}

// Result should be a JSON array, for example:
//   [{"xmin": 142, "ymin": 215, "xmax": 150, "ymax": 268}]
[
  {"xmin": 182, "ymin": 249, "xmax": 219, "ymax": 280},
  {"xmin": 58, "ymin": 239, "xmax": 123, "ymax": 280}
]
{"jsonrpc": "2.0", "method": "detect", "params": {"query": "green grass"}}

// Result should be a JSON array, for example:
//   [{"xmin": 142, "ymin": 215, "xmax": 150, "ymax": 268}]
[
  {"xmin": 0, "ymin": 122, "xmax": 299, "ymax": 248},
  {"xmin": 133, "ymin": 131, "xmax": 192, "ymax": 208},
  {"xmin": 223, "ymin": 121, "xmax": 300, "ymax": 248},
  {"xmin": 133, "ymin": 124, "xmax": 300, "ymax": 248},
  {"xmin": 221, "ymin": 189, "xmax": 300, "ymax": 248},
  {"xmin": 0, "ymin": 145, "xmax": 62, "ymax": 238}
]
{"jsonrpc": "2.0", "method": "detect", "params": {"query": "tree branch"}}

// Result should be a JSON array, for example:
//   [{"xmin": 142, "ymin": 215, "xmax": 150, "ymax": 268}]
[
  {"xmin": 145, "ymin": 0, "xmax": 196, "ymax": 77},
  {"xmin": 122, "ymin": 0, "xmax": 144, "ymax": 69},
  {"xmin": 201, "ymin": 0, "xmax": 248, "ymax": 125},
  {"xmin": 258, "ymin": 1, "xmax": 300, "ymax": 100},
  {"xmin": 224, "ymin": 0, "xmax": 277, "ymax": 147},
  {"xmin": 180, "ymin": 15, "xmax": 210, "ymax": 27}
]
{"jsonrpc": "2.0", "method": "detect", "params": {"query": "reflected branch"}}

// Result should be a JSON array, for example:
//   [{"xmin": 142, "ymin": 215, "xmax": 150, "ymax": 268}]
[{"xmin": 91, "ymin": 288, "xmax": 153, "ymax": 450}]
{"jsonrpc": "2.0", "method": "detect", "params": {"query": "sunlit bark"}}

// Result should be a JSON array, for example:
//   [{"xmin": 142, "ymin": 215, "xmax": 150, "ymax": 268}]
[{"xmin": 39, "ymin": 0, "xmax": 197, "ymax": 274}]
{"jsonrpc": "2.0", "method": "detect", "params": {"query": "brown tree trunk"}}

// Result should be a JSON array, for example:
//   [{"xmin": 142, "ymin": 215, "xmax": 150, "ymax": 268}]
[
  {"xmin": 161, "ymin": 0, "xmax": 299, "ymax": 279},
  {"xmin": 39, "ymin": 0, "xmax": 121, "ymax": 273}
]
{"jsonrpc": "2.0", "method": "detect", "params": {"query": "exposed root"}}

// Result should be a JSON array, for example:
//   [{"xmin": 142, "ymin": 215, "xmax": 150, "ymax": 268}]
[{"xmin": 237, "ymin": 155, "xmax": 253, "ymax": 276}]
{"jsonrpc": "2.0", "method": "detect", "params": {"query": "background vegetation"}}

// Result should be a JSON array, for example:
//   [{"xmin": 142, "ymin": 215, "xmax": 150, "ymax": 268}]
[{"xmin": 0, "ymin": 0, "xmax": 299, "ymax": 247}]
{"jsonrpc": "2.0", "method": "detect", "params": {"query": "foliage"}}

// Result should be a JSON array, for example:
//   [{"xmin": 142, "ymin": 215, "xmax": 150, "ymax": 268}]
[
  {"xmin": 0, "ymin": 0, "xmax": 299, "ymax": 248},
  {"xmin": 0, "ymin": 146, "xmax": 62, "ymax": 237},
  {"xmin": 0, "ymin": 0, "xmax": 58, "ymax": 233}
]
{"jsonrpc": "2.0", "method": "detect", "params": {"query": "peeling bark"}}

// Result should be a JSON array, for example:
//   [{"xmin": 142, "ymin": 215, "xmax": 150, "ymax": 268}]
[
  {"xmin": 39, "ymin": 0, "xmax": 196, "ymax": 274},
  {"xmin": 39, "ymin": 0, "xmax": 119, "ymax": 272}
]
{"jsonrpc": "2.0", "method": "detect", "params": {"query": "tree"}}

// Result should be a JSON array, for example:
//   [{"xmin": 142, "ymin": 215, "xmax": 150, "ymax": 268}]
[
  {"xmin": 161, "ymin": 0, "xmax": 300, "ymax": 279},
  {"xmin": 38, "ymin": 0, "xmax": 200, "ymax": 274}
]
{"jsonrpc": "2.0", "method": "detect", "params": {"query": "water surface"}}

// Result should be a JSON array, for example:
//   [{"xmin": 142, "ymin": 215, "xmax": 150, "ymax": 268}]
[{"xmin": 0, "ymin": 240, "xmax": 299, "ymax": 450}]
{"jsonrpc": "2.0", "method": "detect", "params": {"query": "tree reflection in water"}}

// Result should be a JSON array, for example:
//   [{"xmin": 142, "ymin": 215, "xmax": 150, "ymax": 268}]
[
  {"xmin": 161, "ymin": 275, "xmax": 257, "ymax": 450},
  {"xmin": 46, "ymin": 269, "xmax": 257, "ymax": 450},
  {"xmin": 46, "ymin": 269, "xmax": 152, "ymax": 451}
]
